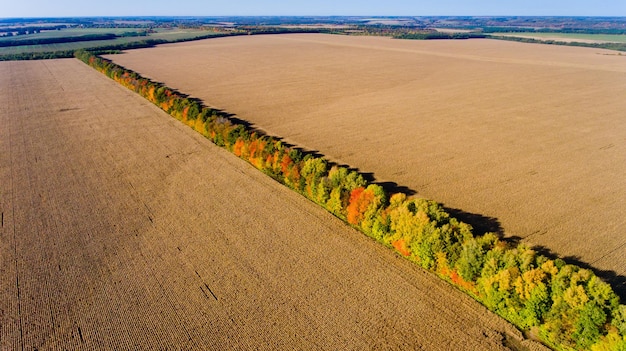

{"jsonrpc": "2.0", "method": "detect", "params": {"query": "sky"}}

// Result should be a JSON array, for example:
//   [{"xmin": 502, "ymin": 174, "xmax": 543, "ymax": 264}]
[{"xmin": 1, "ymin": 0, "xmax": 625, "ymax": 18}]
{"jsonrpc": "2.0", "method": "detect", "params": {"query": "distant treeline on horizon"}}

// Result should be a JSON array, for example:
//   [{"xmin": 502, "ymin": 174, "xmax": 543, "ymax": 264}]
[{"xmin": 1, "ymin": 15, "xmax": 625, "ymax": 31}]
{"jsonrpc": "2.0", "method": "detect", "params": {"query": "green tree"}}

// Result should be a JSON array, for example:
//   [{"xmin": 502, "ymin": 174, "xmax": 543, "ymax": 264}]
[
  {"xmin": 519, "ymin": 283, "xmax": 550, "ymax": 328},
  {"xmin": 573, "ymin": 302, "xmax": 608, "ymax": 349},
  {"xmin": 456, "ymin": 239, "xmax": 485, "ymax": 282}
]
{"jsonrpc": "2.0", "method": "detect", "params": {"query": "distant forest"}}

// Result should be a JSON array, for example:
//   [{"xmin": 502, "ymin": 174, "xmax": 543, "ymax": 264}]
[{"xmin": 1, "ymin": 16, "xmax": 626, "ymax": 61}]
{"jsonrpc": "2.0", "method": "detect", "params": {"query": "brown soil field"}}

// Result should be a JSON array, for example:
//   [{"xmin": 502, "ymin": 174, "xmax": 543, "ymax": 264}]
[
  {"xmin": 105, "ymin": 34, "xmax": 626, "ymax": 294},
  {"xmin": 0, "ymin": 59, "xmax": 548, "ymax": 349}
]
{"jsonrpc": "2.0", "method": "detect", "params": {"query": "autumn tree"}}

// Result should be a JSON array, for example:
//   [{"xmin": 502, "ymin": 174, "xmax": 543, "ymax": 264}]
[{"xmin": 300, "ymin": 156, "xmax": 328, "ymax": 200}]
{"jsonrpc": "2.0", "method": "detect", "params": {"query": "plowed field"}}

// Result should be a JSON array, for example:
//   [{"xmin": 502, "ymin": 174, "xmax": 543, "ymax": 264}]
[
  {"xmin": 0, "ymin": 59, "xmax": 542, "ymax": 349},
  {"xmin": 105, "ymin": 34, "xmax": 626, "ymax": 293}
]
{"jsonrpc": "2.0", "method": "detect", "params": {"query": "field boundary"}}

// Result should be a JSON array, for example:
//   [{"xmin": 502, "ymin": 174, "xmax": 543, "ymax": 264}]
[
  {"xmin": 488, "ymin": 34, "xmax": 626, "ymax": 52},
  {"xmin": 75, "ymin": 49, "xmax": 626, "ymax": 351}
]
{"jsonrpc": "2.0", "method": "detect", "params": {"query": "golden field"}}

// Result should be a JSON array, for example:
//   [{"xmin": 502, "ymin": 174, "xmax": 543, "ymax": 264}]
[{"xmin": 106, "ymin": 34, "xmax": 626, "ymax": 287}]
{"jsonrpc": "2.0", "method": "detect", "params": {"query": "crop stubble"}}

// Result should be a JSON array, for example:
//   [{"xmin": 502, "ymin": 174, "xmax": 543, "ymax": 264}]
[
  {"xmin": 0, "ymin": 59, "xmax": 544, "ymax": 349},
  {"xmin": 105, "ymin": 34, "xmax": 626, "ymax": 284}
]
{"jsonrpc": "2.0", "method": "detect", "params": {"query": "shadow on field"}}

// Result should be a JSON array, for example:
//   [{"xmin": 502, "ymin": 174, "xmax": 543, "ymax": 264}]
[
  {"xmin": 377, "ymin": 181, "xmax": 417, "ymax": 197},
  {"xmin": 533, "ymin": 245, "xmax": 626, "ymax": 302},
  {"xmin": 357, "ymin": 172, "xmax": 418, "ymax": 197},
  {"xmin": 444, "ymin": 206, "xmax": 504, "ymax": 237}
]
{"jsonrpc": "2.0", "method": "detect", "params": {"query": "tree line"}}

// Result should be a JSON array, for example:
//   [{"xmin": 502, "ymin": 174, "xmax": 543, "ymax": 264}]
[
  {"xmin": 75, "ymin": 49, "xmax": 626, "ymax": 351},
  {"xmin": 480, "ymin": 27, "xmax": 626, "ymax": 35},
  {"xmin": 0, "ymin": 33, "xmax": 118, "ymax": 47},
  {"xmin": 489, "ymin": 35, "xmax": 626, "ymax": 52},
  {"xmin": 394, "ymin": 31, "xmax": 486, "ymax": 40},
  {"xmin": 0, "ymin": 50, "xmax": 77, "ymax": 61}
]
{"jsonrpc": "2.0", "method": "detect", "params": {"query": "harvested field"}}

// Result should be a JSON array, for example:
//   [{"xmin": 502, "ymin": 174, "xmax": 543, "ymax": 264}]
[
  {"xmin": 0, "ymin": 59, "xmax": 539, "ymax": 349},
  {"xmin": 105, "ymin": 34, "xmax": 626, "ymax": 291}
]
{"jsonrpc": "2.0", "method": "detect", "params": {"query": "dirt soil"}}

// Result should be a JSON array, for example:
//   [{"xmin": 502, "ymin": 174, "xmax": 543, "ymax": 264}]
[
  {"xmin": 0, "ymin": 59, "xmax": 547, "ymax": 350},
  {"xmin": 105, "ymin": 34, "xmax": 626, "ymax": 292}
]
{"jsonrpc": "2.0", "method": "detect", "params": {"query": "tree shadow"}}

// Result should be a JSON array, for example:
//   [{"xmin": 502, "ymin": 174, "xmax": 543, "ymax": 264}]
[
  {"xmin": 376, "ymin": 181, "xmax": 417, "ymax": 196},
  {"xmin": 444, "ymin": 206, "xmax": 504, "ymax": 237},
  {"xmin": 344, "ymin": 170, "xmax": 418, "ymax": 196}
]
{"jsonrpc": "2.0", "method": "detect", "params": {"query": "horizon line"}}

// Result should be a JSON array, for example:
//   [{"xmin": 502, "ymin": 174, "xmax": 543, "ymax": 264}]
[{"xmin": 2, "ymin": 15, "xmax": 626, "ymax": 20}]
